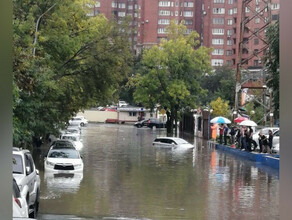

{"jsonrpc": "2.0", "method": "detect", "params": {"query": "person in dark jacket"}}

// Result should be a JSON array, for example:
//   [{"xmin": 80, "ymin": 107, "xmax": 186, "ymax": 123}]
[
  {"xmin": 223, "ymin": 124, "xmax": 229, "ymax": 145},
  {"xmin": 219, "ymin": 124, "xmax": 224, "ymax": 144},
  {"xmin": 268, "ymin": 129, "xmax": 274, "ymax": 153},
  {"xmin": 229, "ymin": 125, "xmax": 236, "ymax": 145}
]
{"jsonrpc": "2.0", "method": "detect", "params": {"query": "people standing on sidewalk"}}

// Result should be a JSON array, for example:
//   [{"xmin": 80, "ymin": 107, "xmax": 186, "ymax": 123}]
[
  {"xmin": 230, "ymin": 124, "xmax": 236, "ymax": 145},
  {"xmin": 219, "ymin": 124, "xmax": 224, "ymax": 144},
  {"xmin": 236, "ymin": 127, "xmax": 242, "ymax": 149},
  {"xmin": 223, "ymin": 124, "xmax": 229, "ymax": 145},
  {"xmin": 246, "ymin": 126, "xmax": 253, "ymax": 152},
  {"xmin": 268, "ymin": 129, "xmax": 274, "ymax": 153},
  {"xmin": 210, "ymin": 123, "xmax": 218, "ymax": 143},
  {"xmin": 259, "ymin": 133, "xmax": 269, "ymax": 153},
  {"xmin": 241, "ymin": 126, "xmax": 248, "ymax": 151},
  {"xmin": 258, "ymin": 130, "xmax": 263, "ymax": 153}
]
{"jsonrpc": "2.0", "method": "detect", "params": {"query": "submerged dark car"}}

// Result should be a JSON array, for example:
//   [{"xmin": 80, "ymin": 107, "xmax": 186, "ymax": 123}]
[
  {"xmin": 134, "ymin": 119, "xmax": 149, "ymax": 128},
  {"xmin": 147, "ymin": 118, "xmax": 166, "ymax": 129}
]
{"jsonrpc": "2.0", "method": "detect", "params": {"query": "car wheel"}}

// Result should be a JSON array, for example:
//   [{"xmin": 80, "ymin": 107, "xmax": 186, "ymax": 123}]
[
  {"xmin": 137, "ymin": 124, "xmax": 142, "ymax": 128},
  {"xmin": 152, "ymin": 125, "xmax": 156, "ymax": 129},
  {"xmin": 80, "ymin": 122, "xmax": 85, "ymax": 127},
  {"xmin": 251, "ymin": 141, "xmax": 257, "ymax": 151},
  {"xmin": 29, "ymin": 191, "xmax": 39, "ymax": 218}
]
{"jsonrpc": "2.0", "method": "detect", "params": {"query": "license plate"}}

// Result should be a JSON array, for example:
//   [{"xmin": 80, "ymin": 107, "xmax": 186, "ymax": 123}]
[{"xmin": 58, "ymin": 170, "xmax": 70, "ymax": 173}]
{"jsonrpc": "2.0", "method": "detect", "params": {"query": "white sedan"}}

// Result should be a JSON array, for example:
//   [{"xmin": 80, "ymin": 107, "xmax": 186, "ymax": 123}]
[
  {"xmin": 60, "ymin": 133, "xmax": 83, "ymax": 150},
  {"xmin": 44, "ymin": 145, "xmax": 84, "ymax": 173},
  {"xmin": 153, "ymin": 137, "xmax": 194, "ymax": 149},
  {"xmin": 69, "ymin": 116, "xmax": 88, "ymax": 127}
]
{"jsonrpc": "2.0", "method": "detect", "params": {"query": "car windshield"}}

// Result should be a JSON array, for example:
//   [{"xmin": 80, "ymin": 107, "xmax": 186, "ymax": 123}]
[
  {"xmin": 48, "ymin": 149, "xmax": 80, "ymax": 159},
  {"xmin": 175, "ymin": 139, "xmax": 189, "ymax": 144},
  {"xmin": 62, "ymin": 136, "xmax": 77, "ymax": 141},
  {"xmin": 12, "ymin": 154, "xmax": 23, "ymax": 174}
]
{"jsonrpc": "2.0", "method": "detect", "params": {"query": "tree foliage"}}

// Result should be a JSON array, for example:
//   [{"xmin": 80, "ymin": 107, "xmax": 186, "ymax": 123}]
[
  {"xmin": 210, "ymin": 97, "xmax": 230, "ymax": 118},
  {"xmin": 130, "ymin": 21, "xmax": 212, "ymax": 135},
  {"xmin": 13, "ymin": 0, "xmax": 133, "ymax": 147},
  {"xmin": 265, "ymin": 21, "xmax": 279, "ymax": 119},
  {"xmin": 199, "ymin": 66, "xmax": 235, "ymax": 108}
]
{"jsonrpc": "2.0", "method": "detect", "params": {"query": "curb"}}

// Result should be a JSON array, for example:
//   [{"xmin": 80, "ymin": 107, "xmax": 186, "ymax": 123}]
[{"xmin": 210, "ymin": 141, "xmax": 279, "ymax": 170}]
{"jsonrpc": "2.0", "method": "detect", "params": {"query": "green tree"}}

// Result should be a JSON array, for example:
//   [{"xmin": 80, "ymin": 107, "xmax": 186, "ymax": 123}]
[
  {"xmin": 13, "ymin": 0, "xmax": 133, "ymax": 147},
  {"xmin": 210, "ymin": 97, "xmax": 230, "ymax": 118},
  {"xmin": 265, "ymin": 21, "xmax": 279, "ymax": 120},
  {"xmin": 131, "ymin": 21, "xmax": 212, "ymax": 135},
  {"xmin": 199, "ymin": 66, "xmax": 235, "ymax": 107}
]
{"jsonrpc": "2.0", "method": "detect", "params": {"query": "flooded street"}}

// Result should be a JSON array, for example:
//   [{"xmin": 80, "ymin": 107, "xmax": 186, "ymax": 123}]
[{"xmin": 33, "ymin": 124, "xmax": 279, "ymax": 220}]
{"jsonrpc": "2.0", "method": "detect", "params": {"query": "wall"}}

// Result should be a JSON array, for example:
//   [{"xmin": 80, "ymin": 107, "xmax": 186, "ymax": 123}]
[{"xmin": 77, "ymin": 110, "xmax": 117, "ymax": 123}]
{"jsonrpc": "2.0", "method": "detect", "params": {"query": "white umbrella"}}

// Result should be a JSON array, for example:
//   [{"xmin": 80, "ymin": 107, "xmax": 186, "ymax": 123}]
[
  {"xmin": 239, "ymin": 120, "xmax": 257, "ymax": 127},
  {"xmin": 210, "ymin": 116, "xmax": 231, "ymax": 124}
]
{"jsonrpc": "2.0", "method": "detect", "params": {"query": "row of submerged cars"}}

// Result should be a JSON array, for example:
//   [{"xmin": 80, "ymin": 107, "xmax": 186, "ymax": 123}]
[{"xmin": 12, "ymin": 116, "xmax": 87, "ymax": 219}]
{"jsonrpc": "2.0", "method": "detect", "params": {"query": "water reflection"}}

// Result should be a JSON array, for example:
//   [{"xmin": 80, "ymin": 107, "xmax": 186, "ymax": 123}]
[{"xmin": 34, "ymin": 124, "xmax": 279, "ymax": 220}]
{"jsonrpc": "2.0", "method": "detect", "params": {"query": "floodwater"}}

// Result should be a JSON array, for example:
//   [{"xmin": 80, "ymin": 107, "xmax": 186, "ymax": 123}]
[{"xmin": 33, "ymin": 124, "xmax": 279, "ymax": 220}]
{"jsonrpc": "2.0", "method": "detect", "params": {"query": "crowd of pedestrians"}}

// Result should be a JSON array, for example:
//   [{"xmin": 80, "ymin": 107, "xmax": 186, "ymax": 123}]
[{"xmin": 210, "ymin": 123, "xmax": 274, "ymax": 153}]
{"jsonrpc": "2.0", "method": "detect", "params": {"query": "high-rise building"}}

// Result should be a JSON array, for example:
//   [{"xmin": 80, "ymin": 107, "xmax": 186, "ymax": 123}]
[{"xmin": 91, "ymin": 0, "xmax": 279, "ymax": 68}]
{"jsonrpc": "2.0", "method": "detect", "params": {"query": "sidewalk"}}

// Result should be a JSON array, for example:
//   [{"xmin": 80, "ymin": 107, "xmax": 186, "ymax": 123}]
[{"xmin": 208, "ymin": 141, "xmax": 279, "ymax": 170}]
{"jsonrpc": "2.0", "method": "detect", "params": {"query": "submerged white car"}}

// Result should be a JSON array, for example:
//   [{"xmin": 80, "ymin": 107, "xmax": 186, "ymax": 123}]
[
  {"xmin": 153, "ymin": 137, "xmax": 194, "ymax": 149},
  {"xmin": 60, "ymin": 133, "xmax": 83, "ymax": 150},
  {"xmin": 13, "ymin": 178, "xmax": 28, "ymax": 218},
  {"xmin": 69, "ymin": 116, "xmax": 88, "ymax": 127},
  {"xmin": 44, "ymin": 145, "xmax": 84, "ymax": 173}
]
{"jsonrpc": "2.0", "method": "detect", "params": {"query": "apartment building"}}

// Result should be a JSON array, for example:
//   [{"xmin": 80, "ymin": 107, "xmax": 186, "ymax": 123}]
[
  {"xmin": 202, "ymin": 0, "xmax": 280, "ymax": 69},
  {"xmin": 91, "ymin": 0, "xmax": 279, "ymax": 69}
]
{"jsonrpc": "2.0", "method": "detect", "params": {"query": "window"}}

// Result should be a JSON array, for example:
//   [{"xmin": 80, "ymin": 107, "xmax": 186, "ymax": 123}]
[
  {"xmin": 228, "ymin": 9, "xmax": 233, "ymax": 15},
  {"xmin": 175, "ymin": 2, "xmax": 179, "ymax": 7},
  {"xmin": 158, "ymin": 28, "xmax": 167, "ymax": 34},
  {"xmin": 212, "ymin": 38, "xmax": 224, "ymax": 45},
  {"xmin": 118, "ymin": 12, "xmax": 126, "ymax": 17},
  {"xmin": 128, "ymin": 5, "xmax": 133, "ymax": 9},
  {"xmin": 175, "ymin": 11, "xmax": 178, "ymax": 16},
  {"xmin": 226, "ymin": 50, "xmax": 232, "ymax": 56},
  {"xmin": 227, "ymin": 39, "xmax": 232, "ymax": 45},
  {"xmin": 233, "ymin": 8, "xmax": 237, "ymax": 13},
  {"xmin": 112, "ymin": 2, "xmax": 117, "ymax": 8},
  {"xmin": 254, "ymin": 60, "xmax": 259, "ymax": 66},
  {"xmin": 95, "ymin": 2, "xmax": 100, "ymax": 7},
  {"xmin": 129, "ymin": 112, "xmax": 137, "ymax": 117},
  {"xmin": 227, "ymin": 19, "xmax": 233, "ymax": 25},
  {"xmin": 212, "ymin": 28, "xmax": 224, "ymax": 35},
  {"xmin": 214, "ymin": 0, "xmax": 225, "ymax": 3},
  {"xmin": 159, "ymin": 1, "xmax": 171, "ymax": 7},
  {"xmin": 158, "ymin": 19, "xmax": 170, "ymax": 25},
  {"xmin": 271, "ymin": 4, "xmax": 280, "ymax": 10},
  {"xmin": 184, "ymin": 20, "xmax": 193, "ymax": 25},
  {"xmin": 254, "ymin": 38, "xmax": 259, "ymax": 45},
  {"xmin": 226, "ymin": 60, "xmax": 232, "ymax": 66},
  {"xmin": 213, "ymin": 8, "xmax": 225, "ymax": 14},
  {"xmin": 159, "ymin": 10, "xmax": 171, "ymax": 16},
  {"xmin": 211, "ymin": 59, "xmax": 224, "ymax": 66},
  {"xmin": 185, "ymin": 2, "xmax": 194, "ymax": 7},
  {"xmin": 245, "ymin": 7, "xmax": 250, "ymax": 13},
  {"xmin": 255, "ymin": 7, "xmax": 260, "ymax": 12},
  {"xmin": 118, "ymin": 3, "xmax": 125, "ymax": 8},
  {"xmin": 185, "ymin": 29, "xmax": 192, "ymax": 34},
  {"xmin": 272, "ymin": 14, "xmax": 279, "ymax": 21},
  {"xmin": 183, "ymin": 11, "xmax": 193, "ymax": 17},
  {"xmin": 228, "ymin": 0, "xmax": 233, "ymax": 4},
  {"xmin": 213, "ymin": 18, "xmax": 224, "ymax": 25},
  {"xmin": 227, "ymin": 29, "xmax": 233, "ymax": 36},
  {"xmin": 256, "ymin": 0, "xmax": 260, "ymax": 6},
  {"xmin": 212, "ymin": 49, "xmax": 224, "ymax": 55},
  {"xmin": 255, "ymin": 17, "xmax": 260, "ymax": 23}
]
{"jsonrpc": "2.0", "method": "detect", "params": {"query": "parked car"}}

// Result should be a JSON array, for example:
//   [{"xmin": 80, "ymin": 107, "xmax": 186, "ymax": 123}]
[
  {"xmin": 13, "ymin": 148, "xmax": 40, "ymax": 218},
  {"xmin": 147, "ymin": 118, "xmax": 166, "ymax": 129},
  {"xmin": 50, "ymin": 139, "xmax": 76, "ymax": 149},
  {"xmin": 134, "ymin": 119, "xmax": 149, "ymax": 128},
  {"xmin": 65, "ymin": 127, "xmax": 81, "ymax": 135},
  {"xmin": 69, "ymin": 116, "xmax": 88, "ymax": 127},
  {"xmin": 60, "ymin": 133, "xmax": 83, "ymax": 150},
  {"xmin": 153, "ymin": 137, "xmax": 194, "ymax": 149},
  {"xmin": 44, "ymin": 144, "xmax": 84, "ymax": 173},
  {"xmin": 272, "ymin": 129, "xmax": 280, "ymax": 154},
  {"xmin": 251, "ymin": 127, "xmax": 279, "ymax": 150},
  {"xmin": 13, "ymin": 178, "xmax": 28, "ymax": 218}
]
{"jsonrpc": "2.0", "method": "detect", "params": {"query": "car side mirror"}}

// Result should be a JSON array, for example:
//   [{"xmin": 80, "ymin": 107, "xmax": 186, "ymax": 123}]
[
  {"xmin": 26, "ymin": 166, "xmax": 31, "ymax": 175},
  {"xmin": 36, "ymin": 169, "xmax": 39, "ymax": 175}
]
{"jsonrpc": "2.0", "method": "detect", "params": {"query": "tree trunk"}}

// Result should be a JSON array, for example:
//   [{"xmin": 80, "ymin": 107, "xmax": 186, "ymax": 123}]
[{"xmin": 174, "ymin": 108, "xmax": 178, "ymax": 137}]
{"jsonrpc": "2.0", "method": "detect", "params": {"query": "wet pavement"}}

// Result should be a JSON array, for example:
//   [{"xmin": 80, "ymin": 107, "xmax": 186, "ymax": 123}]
[{"xmin": 33, "ymin": 123, "xmax": 279, "ymax": 220}]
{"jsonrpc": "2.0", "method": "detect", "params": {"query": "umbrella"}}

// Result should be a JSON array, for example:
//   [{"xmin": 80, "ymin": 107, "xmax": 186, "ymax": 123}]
[
  {"xmin": 239, "ymin": 120, "xmax": 257, "ymax": 127},
  {"xmin": 210, "ymin": 116, "xmax": 231, "ymax": 124},
  {"xmin": 234, "ymin": 117, "xmax": 248, "ymax": 123}
]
